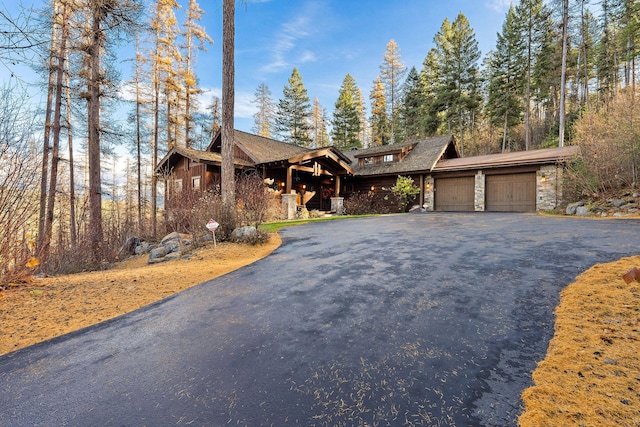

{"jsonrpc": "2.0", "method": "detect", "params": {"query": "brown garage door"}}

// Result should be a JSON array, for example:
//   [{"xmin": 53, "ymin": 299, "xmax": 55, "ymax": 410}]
[
  {"xmin": 486, "ymin": 173, "xmax": 536, "ymax": 212},
  {"xmin": 435, "ymin": 177, "xmax": 475, "ymax": 211}
]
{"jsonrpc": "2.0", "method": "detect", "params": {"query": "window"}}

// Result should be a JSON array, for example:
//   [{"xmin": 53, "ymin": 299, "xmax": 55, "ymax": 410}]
[
  {"xmin": 174, "ymin": 179, "xmax": 183, "ymax": 193},
  {"xmin": 383, "ymin": 154, "xmax": 394, "ymax": 162},
  {"xmin": 192, "ymin": 176, "xmax": 201, "ymax": 191},
  {"xmin": 364, "ymin": 157, "xmax": 373, "ymax": 165}
]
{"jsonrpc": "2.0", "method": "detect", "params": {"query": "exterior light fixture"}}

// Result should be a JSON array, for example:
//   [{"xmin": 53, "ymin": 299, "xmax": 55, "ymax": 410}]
[{"xmin": 371, "ymin": 186, "xmax": 375, "ymax": 191}]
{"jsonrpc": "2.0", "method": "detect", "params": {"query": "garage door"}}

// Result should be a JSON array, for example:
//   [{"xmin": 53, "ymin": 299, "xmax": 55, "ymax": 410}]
[
  {"xmin": 435, "ymin": 177, "xmax": 475, "ymax": 211},
  {"xmin": 486, "ymin": 173, "xmax": 536, "ymax": 212}
]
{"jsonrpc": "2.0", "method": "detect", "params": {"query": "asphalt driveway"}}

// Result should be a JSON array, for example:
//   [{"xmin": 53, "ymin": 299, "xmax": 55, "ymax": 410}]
[{"xmin": 1, "ymin": 213, "xmax": 639, "ymax": 426}]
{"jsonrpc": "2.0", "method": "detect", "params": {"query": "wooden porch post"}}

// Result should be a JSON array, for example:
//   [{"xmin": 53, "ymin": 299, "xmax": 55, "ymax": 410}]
[
  {"xmin": 286, "ymin": 165, "xmax": 292, "ymax": 193},
  {"xmin": 335, "ymin": 175, "xmax": 341, "ymax": 197},
  {"xmin": 419, "ymin": 174, "xmax": 424, "ymax": 207}
]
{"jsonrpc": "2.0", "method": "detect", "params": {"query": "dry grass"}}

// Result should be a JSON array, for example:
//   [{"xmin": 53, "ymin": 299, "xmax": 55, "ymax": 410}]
[
  {"xmin": 519, "ymin": 255, "xmax": 640, "ymax": 427},
  {"xmin": 0, "ymin": 234, "xmax": 281, "ymax": 356}
]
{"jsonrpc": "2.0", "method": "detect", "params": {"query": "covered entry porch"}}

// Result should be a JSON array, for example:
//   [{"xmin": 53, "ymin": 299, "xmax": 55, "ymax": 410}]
[{"xmin": 259, "ymin": 147, "xmax": 355, "ymax": 218}]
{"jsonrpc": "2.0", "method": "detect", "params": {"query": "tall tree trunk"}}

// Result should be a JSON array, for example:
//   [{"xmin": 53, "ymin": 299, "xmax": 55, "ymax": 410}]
[
  {"xmin": 151, "ymin": 41, "xmax": 160, "ymax": 238},
  {"xmin": 44, "ymin": 2, "xmax": 69, "ymax": 259},
  {"xmin": 558, "ymin": 0, "xmax": 569, "ymax": 147},
  {"xmin": 88, "ymin": 3, "xmax": 103, "ymax": 259},
  {"xmin": 524, "ymin": 3, "xmax": 532, "ymax": 150},
  {"xmin": 65, "ymin": 48, "xmax": 77, "ymax": 249},
  {"xmin": 38, "ymin": 0, "xmax": 61, "ymax": 258},
  {"xmin": 221, "ymin": 0, "xmax": 235, "ymax": 213},
  {"xmin": 502, "ymin": 110, "xmax": 509, "ymax": 152},
  {"xmin": 134, "ymin": 32, "xmax": 143, "ymax": 234}
]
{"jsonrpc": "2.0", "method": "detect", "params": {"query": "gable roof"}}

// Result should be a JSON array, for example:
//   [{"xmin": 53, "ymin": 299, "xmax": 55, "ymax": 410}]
[
  {"xmin": 208, "ymin": 129, "xmax": 312, "ymax": 164},
  {"xmin": 433, "ymin": 145, "xmax": 580, "ymax": 172},
  {"xmin": 155, "ymin": 145, "xmax": 253, "ymax": 174},
  {"xmin": 345, "ymin": 135, "xmax": 458, "ymax": 176}
]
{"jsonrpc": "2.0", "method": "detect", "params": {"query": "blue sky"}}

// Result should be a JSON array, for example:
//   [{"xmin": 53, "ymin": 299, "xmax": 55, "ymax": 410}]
[
  {"xmin": 2, "ymin": 0, "xmax": 516, "ymax": 134},
  {"xmin": 195, "ymin": 0, "xmax": 515, "ymax": 133}
]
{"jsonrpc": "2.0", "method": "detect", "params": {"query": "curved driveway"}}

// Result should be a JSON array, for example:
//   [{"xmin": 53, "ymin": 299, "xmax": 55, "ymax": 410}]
[{"xmin": 1, "ymin": 213, "xmax": 639, "ymax": 426}]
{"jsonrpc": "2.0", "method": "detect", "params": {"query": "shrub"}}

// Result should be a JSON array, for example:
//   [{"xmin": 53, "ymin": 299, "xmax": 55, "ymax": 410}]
[
  {"xmin": 390, "ymin": 176, "xmax": 420, "ymax": 212},
  {"xmin": 344, "ymin": 191, "xmax": 375, "ymax": 215}
]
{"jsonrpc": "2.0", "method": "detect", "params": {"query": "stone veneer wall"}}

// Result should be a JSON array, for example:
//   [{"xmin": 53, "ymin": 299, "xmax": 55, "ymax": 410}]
[
  {"xmin": 423, "ymin": 175, "xmax": 435, "ymax": 210},
  {"xmin": 537, "ymin": 164, "xmax": 562, "ymax": 211},
  {"xmin": 474, "ymin": 171, "xmax": 485, "ymax": 211}
]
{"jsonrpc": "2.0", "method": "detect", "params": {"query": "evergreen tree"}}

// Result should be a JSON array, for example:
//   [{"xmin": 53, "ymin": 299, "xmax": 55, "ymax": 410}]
[
  {"xmin": 370, "ymin": 75, "xmax": 390, "ymax": 146},
  {"xmin": 380, "ymin": 39, "xmax": 406, "ymax": 143},
  {"xmin": 332, "ymin": 74, "xmax": 362, "ymax": 150},
  {"xmin": 181, "ymin": 0, "xmax": 212, "ymax": 148},
  {"xmin": 310, "ymin": 97, "xmax": 329, "ymax": 147},
  {"xmin": 251, "ymin": 82, "xmax": 276, "ymax": 138},
  {"xmin": 276, "ymin": 67, "xmax": 311, "ymax": 146},
  {"xmin": 433, "ymin": 13, "xmax": 481, "ymax": 156},
  {"xmin": 401, "ymin": 66, "xmax": 424, "ymax": 140},
  {"xmin": 515, "ymin": 0, "xmax": 549, "ymax": 149},
  {"xmin": 487, "ymin": 5, "xmax": 526, "ymax": 152},
  {"xmin": 420, "ymin": 49, "xmax": 443, "ymax": 136},
  {"xmin": 356, "ymin": 87, "xmax": 369, "ymax": 148}
]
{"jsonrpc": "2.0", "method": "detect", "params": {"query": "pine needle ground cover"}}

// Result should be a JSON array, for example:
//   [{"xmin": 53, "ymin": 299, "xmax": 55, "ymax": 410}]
[{"xmin": 520, "ymin": 255, "xmax": 640, "ymax": 427}]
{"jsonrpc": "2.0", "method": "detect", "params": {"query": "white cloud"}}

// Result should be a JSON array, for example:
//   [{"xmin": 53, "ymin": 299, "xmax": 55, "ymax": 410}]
[
  {"xmin": 485, "ymin": 0, "xmax": 514, "ymax": 13},
  {"xmin": 261, "ymin": 15, "xmax": 311, "ymax": 73},
  {"xmin": 199, "ymin": 87, "xmax": 256, "ymax": 119}
]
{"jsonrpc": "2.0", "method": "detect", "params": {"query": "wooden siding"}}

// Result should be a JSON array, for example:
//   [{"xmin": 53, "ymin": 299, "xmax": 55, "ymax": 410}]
[
  {"xmin": 485, "ymin": 173, "xmax": 536, "ymax": 212},
  {"xmin": 434, "ymin": 176, "xmax": 475, "ymax": 211}
]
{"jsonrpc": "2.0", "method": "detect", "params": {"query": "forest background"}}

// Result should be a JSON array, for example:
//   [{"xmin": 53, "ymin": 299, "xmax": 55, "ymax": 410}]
[{"xmin": 0, "ymin": 0, "xmax": 639, "ymax": 283}]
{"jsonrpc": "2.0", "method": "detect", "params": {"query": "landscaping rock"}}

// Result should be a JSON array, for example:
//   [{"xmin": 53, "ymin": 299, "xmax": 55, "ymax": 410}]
[
  {"xmin": 163, "ymin": 251, "xmax": 182, "ymax": 262},
  {"xmin": 149, "ymin": 247, "xmax": 167, "ymax": 261},
  {"xmin": 566, "ymin": 201, "xmax": 585, "ymax": 215},
  {"xmin": 576, "ymin": 206, "xmax": 589, "ymax": 216},
  {"xmin": 231, "ymin": 226, "xmax": 257, "ymax": 242},
  {"xmin": 134, "ymin": 242, "xmax": 151, "ymax": 255},
  {"xmin": 611, "ymin": 198, "xmax": 626, "ymax": 208},
  {"xmin": 161, "ymin": 232, "xmax": 182, "ymax": 244},
  {"xmin": 409, "ymin": 205, "xmax": 424, "ymax": 213},
  {"xmin": 164, "ymin": 240, "xmax": 181, "ymax": 254}
]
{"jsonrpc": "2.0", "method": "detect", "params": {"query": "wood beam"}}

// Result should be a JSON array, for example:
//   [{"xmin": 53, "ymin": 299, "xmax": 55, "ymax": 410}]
[{"xmin": 286, "ymin": 166, "xmax": 292, "ymax": 193}]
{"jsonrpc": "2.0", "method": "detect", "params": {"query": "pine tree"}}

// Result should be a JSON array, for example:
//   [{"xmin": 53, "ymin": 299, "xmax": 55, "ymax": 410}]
[
  {"xmin": 433, "ymin": 13, "xmax": 481, "ymax": 156},
  {"xmin": 356, "ymin": 87, "xmax": 369, "ymax": 148},
  {"xmin": 401, "ymin": 66, "xmax": 424, "ymax": 141},
  {"xmin": 332, "ymin": 74, "xmax": 362, "ymax": 150},
  {"xmin": 310, "ymin": 97, "xmax": 329, "ymax": 148},
  {"xmin": 181, "ymin": 0, "xmax": 212, "ymax": 148},
  {"xmin": 370, "ymin": 75, "xmax": 390, "ymax": 146},
  {"xmin": 487, "ymin": 5, "xmax": 526, "ymax": 152},
  {"xmin": 276, "ymin": 67, "xmax": 311, "ymax": 146},
  {"xmin": 515, "ymin": 0, "xmax": 549, "ymax": 149},
  {"xmin": 380, "ymin": 39, "xmax": 406, "ymax": 143},
  {"xmin": 251, "ymin": 82, "xmax": 276, "ymax": 138},
  {"xmin": 420, "ymin": 49, "xmax": 443, "ymax": 136}
]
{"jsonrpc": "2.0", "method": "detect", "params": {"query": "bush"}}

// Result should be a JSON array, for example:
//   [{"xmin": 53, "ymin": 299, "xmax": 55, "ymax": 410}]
[
  {"xmin": 569, "ymin": 88, "xmax": 640, "ymax": 196},
  {"xmin": 390, "ymin": 176, "xmax": 420, "ymax": 212},
  {"xmin": 344, "ymin": 191, "xmax": 376, "ymax": 215}
]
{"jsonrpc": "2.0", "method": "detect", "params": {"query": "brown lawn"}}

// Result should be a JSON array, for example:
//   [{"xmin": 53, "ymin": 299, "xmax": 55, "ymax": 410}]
[{"xmin": 0, "ymin": 234, "xmax": 281, "ymax": 356}]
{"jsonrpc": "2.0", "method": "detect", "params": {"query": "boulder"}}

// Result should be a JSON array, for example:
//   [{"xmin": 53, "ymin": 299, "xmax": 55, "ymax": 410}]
[
  {"xmin": 164, "ymin": 239, "xmax": 181, "ymax": 254},
  {"xmin": 161, "ymin": 232, "xmax": 182, "ymax": 244},
  {"xmin": 611, "ymin": 198, "xmax": 626, "ymax": 208},
  {"xmin": 566, "ymin": 200, "xmax": 585, "ymax": 215},
  {"xmin": 134, "ymin": 241, "xmax": 151, "ymax": 255},
  {"xmin": 163, "ymin": 251, "xmax": 182, "ymax": 262},
  {"xmin": 231, "ymin": 226, "xmax": 257, "ymax": 242},
  {"xmin": 576, "ymin": 206, "xmax": 589, "ymax": 216},
  {"xmin": 149, "ymin": 246, "xmax": 167, "ymax": 260}
]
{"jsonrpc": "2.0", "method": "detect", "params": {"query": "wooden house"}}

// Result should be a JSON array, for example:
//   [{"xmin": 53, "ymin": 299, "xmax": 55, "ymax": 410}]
[{"xmin": 155, "ymin": 129, "xmax": 579, "ymax": 217}]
